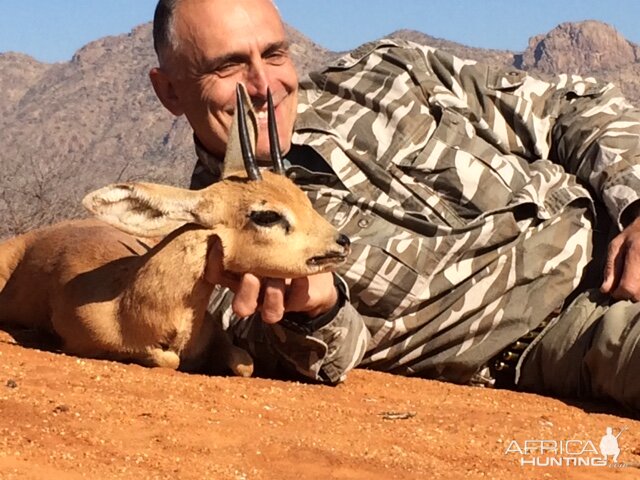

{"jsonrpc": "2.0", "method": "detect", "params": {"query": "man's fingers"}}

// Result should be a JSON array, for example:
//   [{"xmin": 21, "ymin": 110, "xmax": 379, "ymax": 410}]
[
  {"xmin": 228, "ymin": 276, "xmax": 287, "ymax": 322},
  {"xmin": 226, "ymin": 273, "xmax": 337, "ymax": 322},
  {"xmin": 612, "ymin": 241, "xmax": 640, "ymax": 301},
  {"xmin": 231, "ymin": 274, "xmax": 262, "ymax": 318},
  {"xmin": 601, "ymin": 237, "xmax": 624, "ymax": 294},
  {"xmin": 285, "ymin": 273, "xmax": 337, "ymax": 318},
  {"xmin": 261, "ymin": 278, "xmax": 286, "ymax": 323},
  {"xmin": 284, "ymin": 276, "xmax": 311, "ymax": 312}
]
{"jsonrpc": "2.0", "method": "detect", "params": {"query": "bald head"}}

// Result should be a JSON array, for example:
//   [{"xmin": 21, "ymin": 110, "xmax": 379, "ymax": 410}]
[{"xmin": 153, "ymin": 0, "xmax": 279, "ymax": 70}]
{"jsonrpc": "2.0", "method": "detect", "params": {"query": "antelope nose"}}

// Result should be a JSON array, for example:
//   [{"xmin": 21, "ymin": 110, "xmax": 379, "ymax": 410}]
[{"xmin": 336, "ymin": 234, "xmax": 350, "ymax": 248}]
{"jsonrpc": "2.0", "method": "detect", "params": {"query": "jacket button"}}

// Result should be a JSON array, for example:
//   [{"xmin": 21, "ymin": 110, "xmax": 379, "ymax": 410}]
[{"xmin": 358, "ymin": 218, "xmax": 370, "ymax": 228}]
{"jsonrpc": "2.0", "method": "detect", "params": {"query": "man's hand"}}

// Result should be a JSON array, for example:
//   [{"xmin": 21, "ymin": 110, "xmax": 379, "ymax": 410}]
[
  {"xmin": 205, "ymin": 237, "xmax": 339, "ymax": 323},
  {"xmin": 601, "ymin": 216, "xmax": 640, "ymax": 301}
]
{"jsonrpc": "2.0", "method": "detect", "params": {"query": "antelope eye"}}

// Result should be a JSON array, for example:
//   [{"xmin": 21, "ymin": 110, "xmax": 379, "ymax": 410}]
[{"xmin": 249, "ymin": 210, "xmax": 284, "ymax": 227}]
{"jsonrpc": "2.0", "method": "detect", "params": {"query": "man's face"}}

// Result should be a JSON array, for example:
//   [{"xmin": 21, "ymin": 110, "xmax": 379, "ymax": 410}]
[{"xmin": 157, "ymin": 0, "xmax": 299, "ymax": 161}]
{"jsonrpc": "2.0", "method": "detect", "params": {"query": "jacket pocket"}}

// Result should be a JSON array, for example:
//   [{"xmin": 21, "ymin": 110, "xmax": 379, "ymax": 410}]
[{"xmin": 395, "ymin": 109, "xmax": 528, "ymax": 222}]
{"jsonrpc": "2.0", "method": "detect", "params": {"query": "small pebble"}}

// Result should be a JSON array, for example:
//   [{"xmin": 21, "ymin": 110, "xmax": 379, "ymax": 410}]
[{"xmin": 53, "ymin": 404, "xmax": 70, "ymax": 414}]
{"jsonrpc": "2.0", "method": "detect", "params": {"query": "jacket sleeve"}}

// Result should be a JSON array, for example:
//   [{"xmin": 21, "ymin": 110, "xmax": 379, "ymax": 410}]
[
  {"xmin": 548, "ymin": 78, "xmax": 640, "ymax": 228},
  {"xmin": 213, "ymin": 275, "xmax": 370, "ymax": 384},
  {"xmin": 406, "ymin": 41, "xmax": 640, "ymax": 229}
]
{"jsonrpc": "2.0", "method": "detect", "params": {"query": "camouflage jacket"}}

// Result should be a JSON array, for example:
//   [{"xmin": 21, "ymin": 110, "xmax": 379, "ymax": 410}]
[{"xmin": 191, "ymin": 39, "xmax": 640, "ymax": 385}]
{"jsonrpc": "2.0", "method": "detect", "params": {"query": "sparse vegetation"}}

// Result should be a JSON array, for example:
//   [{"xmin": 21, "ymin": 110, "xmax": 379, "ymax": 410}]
[{"xmin": 0, "ymin": 21, "xmax": 638, "ymax": 239}]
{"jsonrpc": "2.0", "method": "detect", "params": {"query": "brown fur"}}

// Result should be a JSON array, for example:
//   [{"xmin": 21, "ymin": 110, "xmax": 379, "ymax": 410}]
[{"xmin": 0, "ymin": 172, "xmax": 349, "ymax": 375}]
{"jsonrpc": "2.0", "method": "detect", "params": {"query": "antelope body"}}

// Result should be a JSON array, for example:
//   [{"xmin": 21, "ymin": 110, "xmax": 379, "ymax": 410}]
[{"xmin": 0, "ymin": 85, "xmax": 350, "ymax": 375}]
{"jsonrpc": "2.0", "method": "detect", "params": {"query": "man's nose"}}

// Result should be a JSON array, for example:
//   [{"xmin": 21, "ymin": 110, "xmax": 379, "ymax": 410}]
[{"xmin": 245, "ymin": 60, "xmax": 269, "ymax": 98}]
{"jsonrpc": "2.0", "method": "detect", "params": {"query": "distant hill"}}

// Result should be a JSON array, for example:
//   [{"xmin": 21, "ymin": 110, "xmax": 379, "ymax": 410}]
[{"xmin": 0, "ymin": 20, "xmax": 639, "ymax": 238}]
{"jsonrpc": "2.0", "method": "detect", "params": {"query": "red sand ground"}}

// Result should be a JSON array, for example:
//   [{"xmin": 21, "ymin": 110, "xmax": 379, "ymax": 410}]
[{"xmin": 1, "ymin": 329, "xmax": 639, "ymax": 480}]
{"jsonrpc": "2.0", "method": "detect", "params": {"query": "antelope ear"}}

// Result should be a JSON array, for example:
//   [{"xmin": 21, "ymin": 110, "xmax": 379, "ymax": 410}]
[
  {"xmin": 222, "ymin": 83, "xmax": 257, "ymax": 179},
  {"xmin": 82, "ymin": 183, "xmax": 215, "ymax": 237}
]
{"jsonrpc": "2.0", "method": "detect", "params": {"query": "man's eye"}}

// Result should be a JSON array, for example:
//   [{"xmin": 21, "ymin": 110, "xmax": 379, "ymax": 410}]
[
  {"xmin": 265, "ymin": 50, "xmax": 288, "ymax": 65},
  {"xmin": 216, "ymin": 63, "xmax": 243, "ymax": 77},
  {"xmin": 249, "ymin": 210, "xmax": 283, "ymax": 227}
]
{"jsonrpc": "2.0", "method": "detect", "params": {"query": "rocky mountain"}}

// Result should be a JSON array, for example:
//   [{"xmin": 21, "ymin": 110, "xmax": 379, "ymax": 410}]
[
  {"xmin": 391, "ymin": 22, "xmax": 640, "ymax": 103},
  {"xmin": 387, "ymin": 30, "xmax": 515, "ymax": 68},
  {"xmin": 0, "ymin": 20, "xmax": 639, "ymax": 238},
  {"xmin": 520, "ymin": 20, "xmax": 639, "ymax": 74},
  {"xmin": 0, "ymin": 53, "xmax": 51, "ymax": 121}
]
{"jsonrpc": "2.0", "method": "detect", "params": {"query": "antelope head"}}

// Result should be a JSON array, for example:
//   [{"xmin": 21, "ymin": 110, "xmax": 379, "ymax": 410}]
[{"xmin": 83, "ymin": 84, "xmax": 350, "ymax": 279}]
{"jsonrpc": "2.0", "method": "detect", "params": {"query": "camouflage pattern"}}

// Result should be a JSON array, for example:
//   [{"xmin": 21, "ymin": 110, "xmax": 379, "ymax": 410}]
[
  {"xmin": 191, "ymin": 39, "xmax": 640, "ymax": 385},
  {"xmin": 518, "ymin": 289, "xmax": 640, "ymax": 412}
]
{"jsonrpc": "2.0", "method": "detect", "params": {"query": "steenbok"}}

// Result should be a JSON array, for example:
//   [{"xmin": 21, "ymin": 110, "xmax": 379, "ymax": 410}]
[{"xmin": 0, "ymin": 84, "xmax": 350, "ymax": 376}]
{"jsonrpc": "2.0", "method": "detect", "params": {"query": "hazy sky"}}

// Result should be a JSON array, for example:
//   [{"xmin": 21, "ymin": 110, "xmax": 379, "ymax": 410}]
[{"xmin": 1, "ymin": 0, "xmax": 638, "ymax": 63}]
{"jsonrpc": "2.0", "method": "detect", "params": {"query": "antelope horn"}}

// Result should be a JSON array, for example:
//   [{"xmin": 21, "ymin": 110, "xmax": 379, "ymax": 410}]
[
  {"xmin": 267, "ymin": 89, "xmax": 285, "ymax": 175},
  {"xmin": 236, "ymin": 83, "xmax": 262, "ymax": 181}
]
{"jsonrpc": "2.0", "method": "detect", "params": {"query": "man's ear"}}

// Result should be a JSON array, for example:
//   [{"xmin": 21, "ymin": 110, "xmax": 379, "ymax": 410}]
[{"xmin": 149, "ymin": 67, "xmax": 185, "ymax": 116}]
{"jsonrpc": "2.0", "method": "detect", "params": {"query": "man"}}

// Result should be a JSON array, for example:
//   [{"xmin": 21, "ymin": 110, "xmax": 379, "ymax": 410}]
[{"xmin": 149, "ymin": 0, "xmax": 640, "ymax": 411}]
